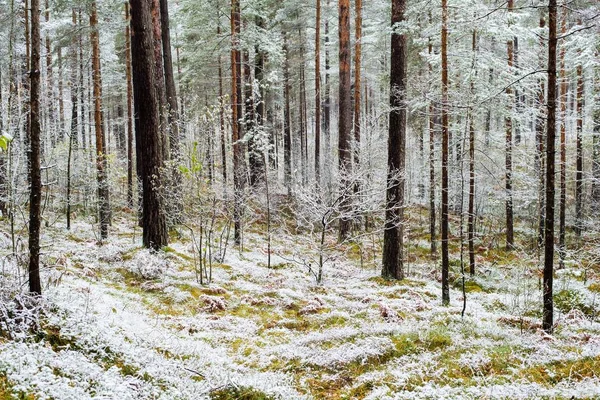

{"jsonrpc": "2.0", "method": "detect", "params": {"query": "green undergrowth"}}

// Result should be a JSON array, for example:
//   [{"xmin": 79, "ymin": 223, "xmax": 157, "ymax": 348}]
[
  {"xmin": 0, "ymin": 374, "xmax": 35, "ymax": 400},
  {"xmin": 209, "ymin": 385, "xmax": 277, "ymax": 400}
]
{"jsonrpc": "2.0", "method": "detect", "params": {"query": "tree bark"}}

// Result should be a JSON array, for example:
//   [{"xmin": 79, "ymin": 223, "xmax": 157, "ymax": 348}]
[
  {"xmin": 468, "ymin": 30, "xmax": 476, "ymax": 277},
  {"xmin": 353, "ymin": 0, "xmax": 362, "ymax": 193},
  {"xmin": 536, "ymin": 14, "xmax": 546, "ymax": 251},
  {"xmin": 338, "ymin": 0, "xmax": 352, "ymax": 242},
  {"xmin": 28, "ymin": 0, "xmax": 42, "ymax": 295},
  {"xmin": 382, "ymin": 0, "xmax": 406, "ymax": 280},
  {"xmin": 575, "ymin": 22, "xmax": 584, "ymax": 238},
  {"xmin": 125, "ymin": 2, "xmax": 134, "ymax": 209},
  {"xmin": 315, "ymin": 0, "xmax": 321, "ymax": 185},
  {"xmin": 543, "ymin": 0, "xmax": 557, "ymax": 334},
  {"xmin": 283, "ymin": 32, "xmax": 292, "ymax": 196},
  {"xmin": 231, "ymin": 0, "xmax": 245, "ymax": 244},
  {"xmin": 441, "ymin": 0, "xmax": 450, "ymax": 305},
  {"xmin": 558, "ymin": 6, "xmax": 567, "ymax": 268},
  {"xmin": 130, "ymin": 0, "xmax": 169, "ymax": 249},
  {"xmin": 505, "ymin": 0, "xmax": 514, "ymax": 250},
  {"xmin": 90, "ymin": 1, "xmax": 110, "ymax": 240},
  {"xmin": 428, "ymin": 19, "xmax": 436, "ymax": 256}
]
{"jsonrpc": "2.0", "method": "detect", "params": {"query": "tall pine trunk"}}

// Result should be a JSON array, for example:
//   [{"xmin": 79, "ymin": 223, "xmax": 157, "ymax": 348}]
[
  {"xmin": 382, "ymin": 0, "xmax": 406, "ymax": 280},
  {"xmin": 90, "ymin": 0, "xmax": 110, "ymax": 240},
  {"xmin": 315, "ymin": 0, "xmax": 321, "ymax": 184},
  {"xmin": 543, "ymin": 0, "xmax": 558, "ymax": 334},
  {"xmin": 558, "ymin": 6, "xmax": 567, "ymax": 268},
  {"xmin": 231, "ymin": 0, "xmax": 245, "ymax": 244},
  {"xmin": 338, "ymin": 0, "xmax": 352, "ymax": 242},
  {"xmin": 130, "ymin": 0, "xmax": 169, "ymax": 249},
  {"xmin": 441, "ymin": 0, "xmax": 450, "ymax": 305},
  {"xmin": 505, "ymin": 0, "xmax": 514, "ymax": 250},
  {"xmin": 575, "ymin": 22, "xmax": 584, "ymax": 239},
  {"xmin": 125, "ymin": 2, "xmax": 134, "ymax": 208}
]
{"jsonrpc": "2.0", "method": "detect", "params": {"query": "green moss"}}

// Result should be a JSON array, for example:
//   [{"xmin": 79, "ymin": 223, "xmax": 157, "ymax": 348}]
[
  {"xmin": 423, "ymin": 328, "xmax": 452, "ymax": 351},
  {"xmin": 209, "ymin": 385, "xmax": 276, "ymax": 400},
  {"xmin": 368, "ymin": 276, "xmax": 425, "ymax": 287},
  {"xmin": 587, "ymin": 282, "xmax": 600, "ymax": 293},
  {"xmin": 554, "ymin": 289, "xmax": 595, "ymax": 317},
  {"xmin": 520, "ymin": 355, "xmax": 600, "ymax": 385},
  {"xmin": 0, "ymin": 374, "xmax": 36, "ymax": 400}
]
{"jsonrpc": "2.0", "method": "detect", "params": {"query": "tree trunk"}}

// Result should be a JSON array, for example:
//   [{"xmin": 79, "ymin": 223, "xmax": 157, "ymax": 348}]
[
  {"xmin": 505, "ymin": 0, "xmax": 514, "ymax": 250},
  {"xmin": 152, "ymin": 0, "xmax": 169, "ymax": 160},
  {"xmin": 323, "ymin": 0, "xmax": 331, "ymax": 168},
  {"xmin": 254, "ymin": 16, "xmax": 266, "ymax": 183},
  {"xmin": 558, "ymin": 6, "xmax": 567, "ymax": 268},
  {"xmin": 125, "ymin": 2, "xmax": 134, "ymax": 209},
  {"xmin": 283, "ymin": 33, "xmax": 292, "ymax": 196},
  {"xmin": 468, "ymin": 30, "xmax": 476, "ymax": 277},
  {"xmin": 217, "ymin": 16, "xmax": 227, "ymax": 186},
  {"xmin": 575, "ymin": 24, "xmax": 584, "ymax": 238},
  {"xmin": 67, "ymin": 8, "xmax": 79, "ymax": 230},
  {"xmin": 353, "ymin": 0, "xmax": 362, "ymax": 192},
  {"xmin": 536, "ymin": 14, "xmax": 546, "ymax": 250},
  {"xmin": 90, "ymin": 1, "xmax": 110, "ymax": 240},
  {"xmin": 382, "ymin": 0, "xmax": 406, "ymax": 280},
  {"xmin": 130, "ymin": 0, "xmax": 169, "ymax": 249},
  {"xmin": 441, "ymin": 0, "xmax": 450, "ymax": 305},
  {"xmin": 428, "ymin": 20, "xmax": 436, "ymax": 256},
  {"xmin": 338, "ymin": 0, "xmax": 352, "ymax": 242},
  {"xmin": 44, "ymin": 0, "xmax": 56, "ymax": 149},
  {"xmin": 315, "ymin": 0, "xmax": 321, "ymax": 185},
  {"xmin": 543, "ymin": 0, "xmax": 557, "ymax": 334},
  {"xmin": 28, "ymin": 0, "xmax": 42, "ymax": 295},
  {"xmin": 231, "ymin": 0, "xmax": 245, "ymax": 244}
]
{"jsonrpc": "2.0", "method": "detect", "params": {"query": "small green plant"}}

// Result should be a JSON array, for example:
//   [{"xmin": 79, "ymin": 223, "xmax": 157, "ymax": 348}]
[{"xmin": 209, "ymin": 385, "xmax": 277, "ymax": 400}]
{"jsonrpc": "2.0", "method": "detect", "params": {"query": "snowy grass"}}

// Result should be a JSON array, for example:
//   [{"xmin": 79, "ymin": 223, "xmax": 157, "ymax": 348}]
[{"xmin": 1, "ymin": 209, "xmax": 600, "ymax": 399}]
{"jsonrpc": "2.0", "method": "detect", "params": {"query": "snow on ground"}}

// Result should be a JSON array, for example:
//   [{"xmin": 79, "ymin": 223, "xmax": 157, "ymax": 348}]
[{"xmin": 1, "ymin": 213, "xmax": 600, "ymax": 399}]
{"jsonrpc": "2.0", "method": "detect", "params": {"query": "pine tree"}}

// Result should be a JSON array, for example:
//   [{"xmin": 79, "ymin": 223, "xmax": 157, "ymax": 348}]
[{"xmin": 382, "ymin": 0, "xmax": 406, "ymax": 280}]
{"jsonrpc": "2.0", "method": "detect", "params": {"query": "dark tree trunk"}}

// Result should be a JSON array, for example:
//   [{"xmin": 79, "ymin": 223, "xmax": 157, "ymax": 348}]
[
  {"xmin": 382, "ymin": 0, "xmax": 406, "ymax": 280},
  {"xmin": 338, "ymin": 0, "xmax": 352, "ymax": 242},
  {"xmin": 543, "ymin": 0, "xmax": 557, "ymax": 334},
  {"xmin": 28, "ymin": 0, "xmax": 42, "ymax": 295},
  {"xmin": 254, "ymin": 16, "xmax": 266, "ymax": 183},
  {"xmin": 231, "ymin": 0, "xmax": 245, "ymax": 244},
  {"xmin": 130, "ymin": 0, "xmax": 169, "ymax": 250},
  {"xmin": 558, "ymin": 7, "xmax": 567, "ymax": 268},
  {"xmin": 125, "ymin": 2, "xmax": 134, "ymax": 209},
  {"xmin": 536, "ymin": 15, "xmax": 546, "ymax": 250},
  {"xmin": 315, "ymin": 0, "xmax": 321, "ymax": 184},
  {"xmin": 505, "ymin": 0, "xmax": 514, "ymax": 250},
  {"xmin": 67, "ymin": 8, "xmax": 79, "ymax": 230},
  {"xmin": 468, "ymin": 30, "xmax": 476, "ymax": 276},
  {"xmin": 217, "ymin": 16, "xmax": 227, "ymax": 186},
  {"xmin": 428, "ymin": 22, "xmax": 436, "ymax": 256},
  {"xmin": 90, "ymin": 1, "xmax": 110, "ymax": 240},
  {"xmin": 152, "ymin": 0, "xmax": 169, "ymax": 159},
  {"xmin": 441, "ymin": 0, "xmax": 450, "ymax": 305},
  {"xmin": 575, "ymin": 35, "xmax": 584, "ymax": 238},
  {"xmin": 283, "ymin": 33, "xmax": 292, "ymax": 196},
  {"xmin": 353, "ymin": 0, "xmax": 362, "ymax": 193},
  {"xmin": 323, "ymin": 0, "xmax": 331, "ymax": 163}
]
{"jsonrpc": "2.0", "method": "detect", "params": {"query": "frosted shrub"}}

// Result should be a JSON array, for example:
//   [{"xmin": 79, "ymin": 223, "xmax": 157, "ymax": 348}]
[{"xmin": 129, "ymin": 249, "xmax": 171, "ymax": 280}]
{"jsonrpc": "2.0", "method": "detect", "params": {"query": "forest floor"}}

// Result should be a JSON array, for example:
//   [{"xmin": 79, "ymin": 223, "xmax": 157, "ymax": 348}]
[{"xmin": 1, "ymin": 208, "xmax": 600, "ymax": 399}]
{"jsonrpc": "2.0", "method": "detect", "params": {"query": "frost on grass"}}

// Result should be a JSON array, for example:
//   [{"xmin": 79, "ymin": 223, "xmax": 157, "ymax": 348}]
[{"xmin": 1, "ymin": 216, "xmax": 600, "ymax": 400}]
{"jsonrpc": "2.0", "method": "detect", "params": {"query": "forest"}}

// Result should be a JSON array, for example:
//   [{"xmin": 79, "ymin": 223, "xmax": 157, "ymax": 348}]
[{"xmin": 0, "ymin": 0, "xmax": 599, "ymax": 398}]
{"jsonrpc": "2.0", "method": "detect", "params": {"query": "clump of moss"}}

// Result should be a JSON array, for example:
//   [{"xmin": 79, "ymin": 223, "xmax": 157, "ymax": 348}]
[
  {"xmin": 520, "ymin": 355, "xmax": 600, "ymax": 385},
  {"xmin": 209, "ymin": 385, "xmax": 277, "ymax": 400},
  {"xmin": 554, "ymin": 289, "xmax": 595, "ymax": 317},
  {"xmin": 0, "ymin": 374, "xmax": 35, "ymax": 400},
  {"xmin": 587, "ymin": 282, "xmax": 600, "ymax": 293}
]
